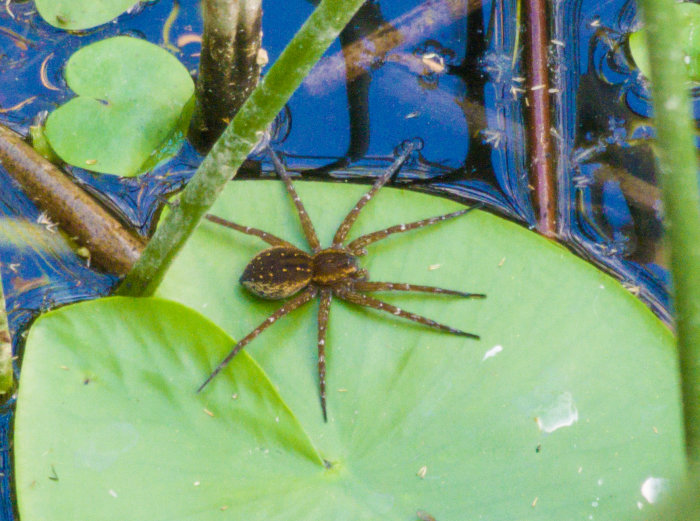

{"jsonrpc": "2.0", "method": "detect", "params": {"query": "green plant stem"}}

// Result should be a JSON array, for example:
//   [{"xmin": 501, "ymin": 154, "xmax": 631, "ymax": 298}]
[
  {"xmin": 637, "ymin": 0, "xmax": 700, "ymax": 472},
  {"xmin": 0, "ymin": 270, "xmax": 12, "ymax": 397},
  {"xmin": 117, "ymin": 0, "xmax": 367, "ymax": 297}
]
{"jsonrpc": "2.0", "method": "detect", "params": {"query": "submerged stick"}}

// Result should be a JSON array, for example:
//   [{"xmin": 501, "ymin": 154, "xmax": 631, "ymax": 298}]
[
  {"xmin": 524, "ymin": 0, "xmax": 556, "ymax": 237},
  {"xmin": 188, "ymin": 0, "xmax": 263, "ymax": 153},
  {"xmin": 0, "ymin": 124, "xmax": 145, "ymax": 275}
]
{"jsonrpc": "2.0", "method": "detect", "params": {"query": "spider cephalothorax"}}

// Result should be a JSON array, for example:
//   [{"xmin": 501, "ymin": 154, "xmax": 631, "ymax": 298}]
[{"xmin": 198, "ymin": 143, "xmax": 484, "ymax": 421}]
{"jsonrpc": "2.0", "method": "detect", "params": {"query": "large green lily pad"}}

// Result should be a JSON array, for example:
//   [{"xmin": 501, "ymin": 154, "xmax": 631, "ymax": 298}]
[
  {"xmin": 36, "ymin": 0, "xmax": 137, "ymax": 31},
  {"xmin": 44, "ymin": 37, "xmax": 194, "ymax": 176},
  {"xmin": 15, "ymin": 181, "xmax": 683, "ymax": 519},
  {"xmin": 14, "ymin": 298, "xmax": 325, "ymax": 520}
]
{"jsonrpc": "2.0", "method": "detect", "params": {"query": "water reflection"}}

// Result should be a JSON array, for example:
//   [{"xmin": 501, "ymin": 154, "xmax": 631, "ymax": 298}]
[
  {"xmin": 534, "ymin": 391, "xmax": 579, "ymax": 433},
  {"xmin": 640, "ymin": 476, "xmax": 669, "ymax": 504},
  {"xmin": 554, "ymin": 0, "xmax": 686, "ymax": 322}
]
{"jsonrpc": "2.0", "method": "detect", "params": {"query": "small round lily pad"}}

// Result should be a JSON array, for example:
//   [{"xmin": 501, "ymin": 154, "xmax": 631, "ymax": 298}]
[
  {"xmin": 44, "ymin": 36, "xmax": 194, "ymax": 177},
  {"xmin": 36, "ymin": 0, "xmax": 138, "ymax": 31},
  {"xmin": 629, "ymin": 2, "xmax": 700, "ymax": 82}
]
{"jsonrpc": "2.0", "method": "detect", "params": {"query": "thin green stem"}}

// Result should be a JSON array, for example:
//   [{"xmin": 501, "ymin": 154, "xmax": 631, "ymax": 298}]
[
  {"xmin": 637, "ymin": 0, "xmax": 700, "ymax": 472},
  {"xmin": 117, "ymin": 0, "xmax": 367, "ymax": 297},
  {"xmin": 0, "ymin": 272, "xmax": 12, "ymax": 396}
]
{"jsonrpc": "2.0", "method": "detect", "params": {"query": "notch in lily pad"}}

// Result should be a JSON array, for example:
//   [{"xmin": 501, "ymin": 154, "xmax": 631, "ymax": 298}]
[{"xmin": 43, "ymin": 36, "xmax": 194, "ymax": 177}]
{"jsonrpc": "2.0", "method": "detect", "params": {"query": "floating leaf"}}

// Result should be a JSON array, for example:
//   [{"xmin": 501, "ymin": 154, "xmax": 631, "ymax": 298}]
[
  {"xmin": 15, "ymin": 298, "xmax": 324, "ymax": 520},
  {"xmin": 36, "ymin": 0, "xmax": 137, "ymax": 31},
  {"xmin": 44, "ymin": 37, "xmax": 194, "ymax": 177},
  {"xmin": 15, "ymin": 182, "xmax": 684, "ymax": 519},
  {"xmin": 629, "ymin": 2, "xmax": 700, "ymax": 81}
]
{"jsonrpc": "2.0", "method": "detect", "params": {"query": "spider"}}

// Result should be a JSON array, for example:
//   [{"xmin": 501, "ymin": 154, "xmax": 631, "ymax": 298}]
[{"xmin": 198, "ymin": 142, "xmax": 485, "ymax": 421}]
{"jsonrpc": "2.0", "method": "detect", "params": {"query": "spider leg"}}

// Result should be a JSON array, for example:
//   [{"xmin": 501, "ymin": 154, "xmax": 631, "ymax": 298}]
[
  {"xmin": 197, "ymin": 287, "xmax": 317, "ymax": 392},
  {"xmin": 205, "ymin": 214, "xmax": 296, "ymax": 248},
  {"xmin": 334, "ymin": 288, "xmax": 479, "ymax": 339},
  {"xmin": 351, "ymin": 281, "xmax": 486, "ymax": 299},
  {"xmin": 346, "ymin": 204, "xmax": 482, "ymax": 255},
  {"xmin": 268, "ymin": 148, "xmax": 322, "ymax": 252},
  {"xmin": 331, "ymin": 141, "xmax": 416, "ymax": 247},
  {"xmin": 317, "ymin": 288, "xmax": 332, "ymax": 422}
]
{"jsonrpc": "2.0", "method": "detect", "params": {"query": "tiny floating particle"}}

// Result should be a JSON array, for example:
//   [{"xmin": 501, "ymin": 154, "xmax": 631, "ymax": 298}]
[
  {"xmin": 416, "ymin": 510, "xmax": 436, "ymax": 521},
  {"xmin": 641, "ymin": 476, "xmax": 669, "ymax": 504},
  {"xmin": 256, "ymin": 48, "xmax": 269, "ymax": 67},
  {"xmin": 176, "ymin": 33, "xmax": 202, "ymax": 47},
  {"xmin": 534, "ymin": 392, "xmax": 578, "ymax": 433},
  {"xmin": 421, "ymin": 52, "xmax": 445, "ymax": 73},
  {"xmin": 482, "ymin": 345, "xmax": 503, "ymax": 361}
]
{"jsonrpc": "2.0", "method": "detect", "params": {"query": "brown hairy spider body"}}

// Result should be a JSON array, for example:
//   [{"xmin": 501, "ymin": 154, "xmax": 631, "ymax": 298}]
[
  {"xmin": 241, "ymin": 247, "xmax": 364, "ymax": 298},
  {"xmin": 199, "ymin": 143, "xmax": 484, "ymax": 421}
]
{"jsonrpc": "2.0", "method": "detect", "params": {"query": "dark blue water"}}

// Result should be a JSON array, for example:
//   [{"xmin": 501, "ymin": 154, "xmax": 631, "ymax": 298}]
[{"xmin": 0, "ymin": 0, "xmax": 681, "ymax": 517}]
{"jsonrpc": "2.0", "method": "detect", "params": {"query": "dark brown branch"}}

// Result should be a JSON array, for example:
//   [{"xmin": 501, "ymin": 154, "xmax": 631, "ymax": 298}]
[
  {"xmin": 188, "ymin": 0, "xmax": 263, "ymax": 153},
  {"xmin": 304, "ymin": 0, "xmax": 482, "ymax": 94},
  {"xmin": 524, "ymin": 0, "xmax": 556, "ymax": 237},
  {"xmin": 0, "ymin": 124, "xmax": 145, "ymax": 275}
]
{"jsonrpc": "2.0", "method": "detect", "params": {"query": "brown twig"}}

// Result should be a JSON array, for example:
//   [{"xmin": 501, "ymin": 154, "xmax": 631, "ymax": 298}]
[
  {"xmin": 303, "ymin": 0, "xmax": 482, "ymax": 94},
  {"xmin": 593, "ymin": 164, "xmax": 661, "ymax": 212},
  {"xmin": 188, "ymin": 0, "xmax": 263, "ymax": 153},
  {"xmin": 524, "ymin": 0, "xmax": 556, "ymax": 237},
  {"xmin": 0, "ymin": 123, "xmax": 145, "ymax": 275}
]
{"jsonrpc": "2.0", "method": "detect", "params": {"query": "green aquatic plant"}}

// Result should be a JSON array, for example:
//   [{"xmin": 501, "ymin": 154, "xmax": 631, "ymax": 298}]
[
  {"xmin": 12, "ymin": 0, "xmax": 700, "ymax": 518},
  {"xmin": 15, "ymin": 184, "xmax": 684, "ymax": 520},
  {"xmin": 629, "ymin": 2, "xmax": 700, "ymax": 82},
  {"xmin": 43, "ymin": 36, "xmax": 195, "ymax": 177},
  {"xmin": 35, "ymin": 0, "xmax": 136, "ymax": 30},
  {"xmin": 637, "ymin": 0, "xmax": 700, "ymax": 477}
]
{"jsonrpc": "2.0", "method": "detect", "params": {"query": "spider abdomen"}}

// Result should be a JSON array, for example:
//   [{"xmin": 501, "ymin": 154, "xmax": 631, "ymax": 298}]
[{"xmin": 240, "ymin": 246, "xmax": 313, "ymax": 299}]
